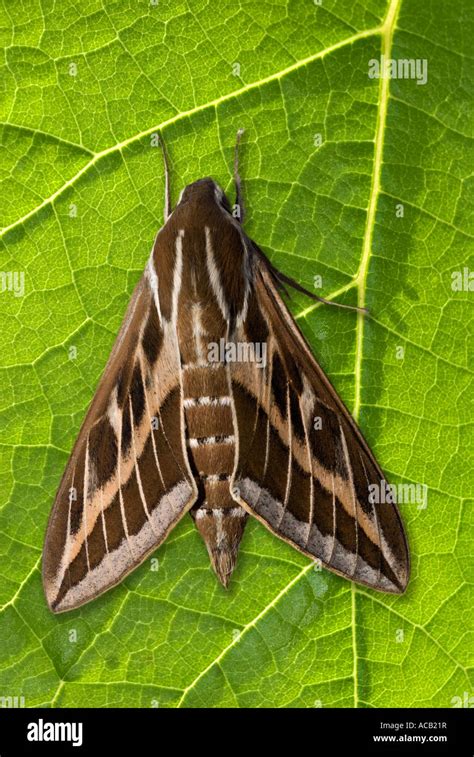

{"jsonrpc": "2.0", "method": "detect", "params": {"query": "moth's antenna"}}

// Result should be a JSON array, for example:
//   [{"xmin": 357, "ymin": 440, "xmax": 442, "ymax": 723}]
[
  {"xmin": 234, "ymin": 128, "xmax": 245, "ymax": 223},
  {"xmin": 158, "ymin": 133, "xmax": 172, "ymax": 222},
  {"xmin": 251, "ymin": 242, "xmax": 369, "ymax": 316},
  {"xmin": 275, "ymin": 269, "xmax": 368, "ymax": 315}
]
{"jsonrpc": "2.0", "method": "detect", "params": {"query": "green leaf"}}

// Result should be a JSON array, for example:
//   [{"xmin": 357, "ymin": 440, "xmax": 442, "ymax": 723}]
[{"xmin": 0, "ymin": 0, "xmax": 472, "ymax": 708}]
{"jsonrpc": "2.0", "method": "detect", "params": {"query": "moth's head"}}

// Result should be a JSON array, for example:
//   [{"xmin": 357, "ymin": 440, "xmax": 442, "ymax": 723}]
[{"xmin": 177, "ymin": 177, "xmax": 232, "ymax": 214}]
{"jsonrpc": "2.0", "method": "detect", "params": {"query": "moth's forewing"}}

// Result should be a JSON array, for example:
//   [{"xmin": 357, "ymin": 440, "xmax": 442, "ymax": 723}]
[
  {"xmin": 230, "ymin": 260, "xmax": 410, "ymax": 593},
  {"xmin": 43, "ymin": 254, "xmax": 197, "ymax": 613}
]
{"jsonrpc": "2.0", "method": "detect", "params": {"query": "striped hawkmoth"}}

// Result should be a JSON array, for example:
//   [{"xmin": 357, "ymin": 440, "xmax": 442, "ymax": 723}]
[{"xmin": 43, "ymin": 131, "xmax": 409, "ymax": 613}]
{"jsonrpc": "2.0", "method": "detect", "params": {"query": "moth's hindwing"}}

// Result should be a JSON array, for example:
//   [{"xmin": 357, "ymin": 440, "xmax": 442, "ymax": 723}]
[
  {"xmin": 230, "ymin": 260, "xmax": 410, "ymax": 594},
  {"xmin": 43, "ymin": 266, "xmax": 197, "ymax": 613}
]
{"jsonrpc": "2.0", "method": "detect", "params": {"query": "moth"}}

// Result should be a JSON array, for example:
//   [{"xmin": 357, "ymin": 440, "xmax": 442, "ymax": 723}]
[{"xmin": 43, "ymin": 131, "xmax": 409, "ymax": 613}]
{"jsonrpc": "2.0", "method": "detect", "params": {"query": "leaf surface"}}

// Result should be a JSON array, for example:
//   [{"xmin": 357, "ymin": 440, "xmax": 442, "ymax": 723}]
[{"xmin": 0, "ymin": 0, "xmax": 472, "ymax": 708}]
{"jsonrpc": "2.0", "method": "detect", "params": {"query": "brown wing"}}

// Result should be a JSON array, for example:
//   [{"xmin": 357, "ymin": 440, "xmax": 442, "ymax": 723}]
[
  {"xmin": 230, "ymin": 259, "xmax": 409, "ymax": 593},
  {"xmin": 43, "ymin": 265, "xmax": 197, "ymax": 612}
]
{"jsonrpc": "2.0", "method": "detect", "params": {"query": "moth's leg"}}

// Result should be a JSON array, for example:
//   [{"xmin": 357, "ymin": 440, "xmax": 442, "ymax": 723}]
[
  {"xmin": 234, "ymin": 128, "xmax": 245, "ymax": 223},
  {"xmin": 158, "ymin": 133, "xmax": 172, "ymax": 222}
]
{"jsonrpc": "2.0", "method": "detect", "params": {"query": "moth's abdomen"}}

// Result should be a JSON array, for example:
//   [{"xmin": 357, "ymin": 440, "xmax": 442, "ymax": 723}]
[
  {"xmin": 181, "ymin": 362, "xmax": 248, "ymax": 587},
  {"xmin": 177, "ymin": 286, "xmax": 237, "ymax": 494},
  {"xmin": 181, "ymin": 360, "xmax": 233, "ymax": 496}
]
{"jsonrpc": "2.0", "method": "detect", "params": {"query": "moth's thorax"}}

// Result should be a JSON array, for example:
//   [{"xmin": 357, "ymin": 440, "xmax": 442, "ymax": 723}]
[
  {"xmin": 177, "ymin": 177, "xmax": 231, "ymax": 213},
  {"xmin": 151, "ymin": 177, "xmax": 251, "ymax": 330}
]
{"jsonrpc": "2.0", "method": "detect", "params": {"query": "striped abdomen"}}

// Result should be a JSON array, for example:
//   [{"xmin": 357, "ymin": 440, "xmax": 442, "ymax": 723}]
[{"xmin": 178, "ymin": 297, "xmax": 248, "ymax": 586}]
